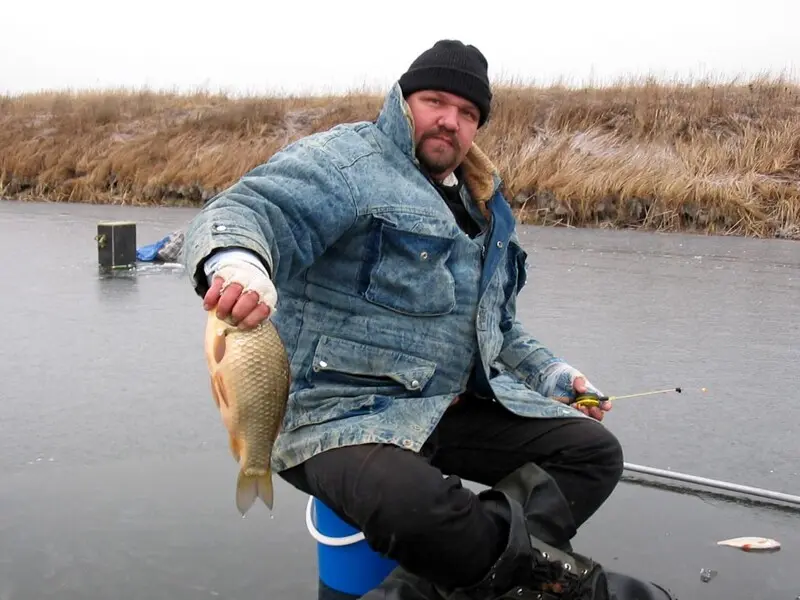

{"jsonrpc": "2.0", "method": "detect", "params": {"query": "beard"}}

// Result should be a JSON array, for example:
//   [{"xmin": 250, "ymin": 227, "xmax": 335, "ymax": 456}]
[{"xmin": 416, "ymin": 128, "xmax": 461, "ymax": 176}]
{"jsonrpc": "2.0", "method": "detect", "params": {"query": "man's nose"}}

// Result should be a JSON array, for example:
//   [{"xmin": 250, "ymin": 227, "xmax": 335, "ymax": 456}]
[{"xmin": 437, "ymin": 107, "xmax": 459, "ymax": 131}]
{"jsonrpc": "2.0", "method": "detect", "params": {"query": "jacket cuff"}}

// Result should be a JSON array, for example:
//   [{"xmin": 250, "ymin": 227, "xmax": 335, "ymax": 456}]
[{"xmin": 203, "ymin": 248, "xmax": 271, "ymax": 286}]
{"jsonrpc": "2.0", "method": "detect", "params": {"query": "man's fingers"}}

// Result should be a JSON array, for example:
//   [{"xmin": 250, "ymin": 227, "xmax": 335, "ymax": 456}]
[
  {"xmin": 205, "ymin": 275, "xmax": 273, "ymax": 330},
  {"xmin": 230, "ymin": 290, "xmax": 261, "ymax": 324},
  {"xmin": 215, "ymin": 282, "xmax": 244, "ymax": 319},
  {"xmin": 203, "ymin": 277, "xmax": 224, "ymax": 310},
  {"xmin": 238, "ymin": 304, "xmax": 272, "ymax": 330},
  {"xmin": 573, "ymin": 403, "xmax": 605, "ymax": 421}
]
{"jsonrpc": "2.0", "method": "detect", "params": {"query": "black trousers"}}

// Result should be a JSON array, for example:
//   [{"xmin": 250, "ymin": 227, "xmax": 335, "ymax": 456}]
[{"xmin": 280, "ymin": 394, "xmax": 624, "ymax": 590}]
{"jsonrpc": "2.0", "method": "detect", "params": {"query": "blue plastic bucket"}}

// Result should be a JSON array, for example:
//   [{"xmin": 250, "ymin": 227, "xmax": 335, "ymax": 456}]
[{"xmin": 306, "ymin": 496, "xmax": 398, "ymax": 597}]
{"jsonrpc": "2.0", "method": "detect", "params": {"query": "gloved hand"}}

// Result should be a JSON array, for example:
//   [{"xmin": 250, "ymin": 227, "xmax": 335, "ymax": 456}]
[
  {"xmin": 539, "ymin": 362, "xmax": 612, "ymax": 421},
  {"xmin": 202, "ymin": 254, "xmax": 277, "ymax": 330}
]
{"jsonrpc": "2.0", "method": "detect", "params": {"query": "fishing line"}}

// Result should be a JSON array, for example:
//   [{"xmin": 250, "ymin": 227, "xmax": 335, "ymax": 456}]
[{"xmin": 573, "ymin": 386, "xmax": 697, "ymax": 408}]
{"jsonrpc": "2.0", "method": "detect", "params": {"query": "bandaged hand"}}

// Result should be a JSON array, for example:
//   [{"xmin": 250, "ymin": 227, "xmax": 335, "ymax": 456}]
[
  {"xmin": 203, "ymin": 256, "xmax": 277, "ymax": 330},
  {"xmin": 539, "ymin": 362, "xmax": 612, "ymax": 421}
]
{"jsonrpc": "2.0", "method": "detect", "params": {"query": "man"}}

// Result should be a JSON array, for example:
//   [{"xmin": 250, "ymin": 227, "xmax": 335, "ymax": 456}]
[{"xmin": 183, "ymin": 40, "xmax": 672, "ymax": 600}]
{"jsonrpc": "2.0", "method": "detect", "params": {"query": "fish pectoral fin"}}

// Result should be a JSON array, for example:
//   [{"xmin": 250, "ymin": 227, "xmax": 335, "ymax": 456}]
[
  {"xmin": 236, "ymin": 469, "xmax": 274, "ymax": 515},
  {"xmin": 228, "ymin": 433, "xmax": 241, "ymax": 463},
  {"xmin": 211, "ymin": 372, "xmax": 230, "ymax": 410}
]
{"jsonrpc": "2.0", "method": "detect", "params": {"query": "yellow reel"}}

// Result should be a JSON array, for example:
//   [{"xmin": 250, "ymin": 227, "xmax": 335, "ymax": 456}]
[{"xmin": 573, "ymin": 393, "xmax": 607, "ymax": 409}]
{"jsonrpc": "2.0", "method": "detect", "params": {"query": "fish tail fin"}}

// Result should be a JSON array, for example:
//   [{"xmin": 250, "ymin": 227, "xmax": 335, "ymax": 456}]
[
  {"xmin": 257, "ymin": 471, "xmax": 274, "ymax": 510},
  {"xmin": 235, "ymin": 469, "xmax": 274, "ymax": 515}
]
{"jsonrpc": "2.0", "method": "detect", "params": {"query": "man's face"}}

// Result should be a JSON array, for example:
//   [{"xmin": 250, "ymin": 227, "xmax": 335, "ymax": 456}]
[{"xmin": 406, "ymin": 90, "xmax": 481, "ymax": 181}]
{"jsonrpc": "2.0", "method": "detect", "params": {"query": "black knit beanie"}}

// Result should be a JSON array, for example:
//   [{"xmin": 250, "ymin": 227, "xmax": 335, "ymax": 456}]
[{"xmin": 398, "ymin": 40, "xmax": 492, "ymax": 127}]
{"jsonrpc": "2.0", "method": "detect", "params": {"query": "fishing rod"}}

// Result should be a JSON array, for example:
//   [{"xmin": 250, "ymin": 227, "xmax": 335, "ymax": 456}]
[{"xmin": 573, "ymin": 386, "xmax": 693, "ymax": 408}]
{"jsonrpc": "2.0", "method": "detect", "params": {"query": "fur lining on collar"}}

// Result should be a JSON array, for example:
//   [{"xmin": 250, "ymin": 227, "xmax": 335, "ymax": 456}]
[{"xmin": 461, "ymin": 143, "xmax": 499, "ymax": 219}]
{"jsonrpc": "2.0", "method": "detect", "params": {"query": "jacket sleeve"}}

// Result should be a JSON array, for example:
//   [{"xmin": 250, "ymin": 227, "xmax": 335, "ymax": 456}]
[
  {"xmin": 494, "ymin": 238, "xmax": 567, "ymax": 394},
  {"xmin": 182, "ymin": 138, "xmax": 358, "ymax": 297},
  {"xmin": 496, "ymin": 321, "xmax": 566, "ymax": 394}
]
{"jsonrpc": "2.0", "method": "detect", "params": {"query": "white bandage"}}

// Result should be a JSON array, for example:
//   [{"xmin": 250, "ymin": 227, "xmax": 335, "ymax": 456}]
[
  {"xmin": 539, "ymin": 362, "xmax": 604, "ymax": 401},
  {"xmin": 214, "ymin": 260, "xmax": 277, "ymax": 312}
]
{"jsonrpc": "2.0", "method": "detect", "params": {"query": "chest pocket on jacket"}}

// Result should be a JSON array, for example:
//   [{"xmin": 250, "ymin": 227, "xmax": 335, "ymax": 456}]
[{"xmin": 360, "ymin": 219, "xmax": 457, "ymax": 316}]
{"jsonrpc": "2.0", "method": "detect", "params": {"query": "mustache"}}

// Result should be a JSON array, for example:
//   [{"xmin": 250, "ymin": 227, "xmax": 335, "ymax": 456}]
[{"xmin": 420, "ymin": 128, "xmax": 460, "ymax": 150}]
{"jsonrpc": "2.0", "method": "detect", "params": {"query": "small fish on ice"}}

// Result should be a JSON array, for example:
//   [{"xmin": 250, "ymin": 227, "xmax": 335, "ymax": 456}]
[{"xmin": 716, "ymin": 536, "xmax": 780, "ymax": 552}]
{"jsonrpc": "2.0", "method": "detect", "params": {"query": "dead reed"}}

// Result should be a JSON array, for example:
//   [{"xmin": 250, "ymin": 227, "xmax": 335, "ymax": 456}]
[{"xmin": 1, "ymin": 76, "xmax": 799, "ymax": 239}]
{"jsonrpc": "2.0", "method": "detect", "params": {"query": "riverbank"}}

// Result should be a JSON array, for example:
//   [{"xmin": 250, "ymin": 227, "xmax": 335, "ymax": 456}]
[{"xmin": 2, "ymin": 76, "xmax": 799, "ymax": 239}]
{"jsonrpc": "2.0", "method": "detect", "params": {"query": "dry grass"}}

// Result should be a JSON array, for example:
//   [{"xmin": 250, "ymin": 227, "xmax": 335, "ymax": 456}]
[{"xmin": 2, "ymin": 76, "xmax": 799, "ymax": 239}]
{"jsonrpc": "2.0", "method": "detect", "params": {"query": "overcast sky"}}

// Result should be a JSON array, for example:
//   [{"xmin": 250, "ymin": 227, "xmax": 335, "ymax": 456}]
[{"xmin": 2, "ymin": 0, "xmax": 798, "ymax": 96}]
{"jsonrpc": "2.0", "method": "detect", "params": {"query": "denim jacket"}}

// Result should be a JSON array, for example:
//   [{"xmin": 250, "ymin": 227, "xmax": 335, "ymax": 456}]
[{"xmin": 182, "ymin": 82, "xmax": 584, "ymax": 473}]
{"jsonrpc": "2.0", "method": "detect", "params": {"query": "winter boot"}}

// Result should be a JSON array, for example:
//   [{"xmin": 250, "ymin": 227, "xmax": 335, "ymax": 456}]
[
  {"xmin": 356, "ymin": 492, "xmax": 602, "ymax": 600},
  {"xmin": 485, "ymin": 463, "xmax": 675, "ymax": 600},
  {"xmin": 359, "ymin": 464, "xmax": 675, "ymax": 600},
  {"xmin": 491, "ymin": 461, "xmax": 578, "ymax": 552},
  {"xmin": 440, "ymin": 484, "xmax": 610, "ymax": 600},
  {"xmin": 359, "ymin": 464, "xmax": 610, "ymax": 600}
]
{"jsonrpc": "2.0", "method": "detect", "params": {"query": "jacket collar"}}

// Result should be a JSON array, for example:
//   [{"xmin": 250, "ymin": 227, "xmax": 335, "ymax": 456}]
[{"xmin": 375, "ymin": 82, "xmax": 503, "ymax": 219}]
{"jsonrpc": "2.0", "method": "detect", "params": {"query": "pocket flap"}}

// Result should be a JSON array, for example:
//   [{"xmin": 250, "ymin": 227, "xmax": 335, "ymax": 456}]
[{"xmin": 311, "ymin": 335, "xmax": 437, "ymax": 391}]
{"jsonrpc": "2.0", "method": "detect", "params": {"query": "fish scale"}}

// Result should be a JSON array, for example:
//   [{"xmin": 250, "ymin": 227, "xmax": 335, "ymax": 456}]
[{"xmin": 204, "ymin": 311, "xmax": 291, "ymax": 515}]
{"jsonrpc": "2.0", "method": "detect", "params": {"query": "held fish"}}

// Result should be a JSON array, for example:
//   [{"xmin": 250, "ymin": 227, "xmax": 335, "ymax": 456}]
[{"xmin": 204, "ymin": 310, "xmax": 291, "ymax": 516}]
